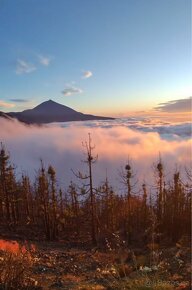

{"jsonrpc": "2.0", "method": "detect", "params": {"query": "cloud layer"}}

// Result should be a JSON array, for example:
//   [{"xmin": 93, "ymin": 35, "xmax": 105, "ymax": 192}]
[
  {"xmin": 155, "ymin": 97, "xmax": 192, "ymax": 113},
  {"xmin": 0, "ymin": 118, "xmax": 191, "ymax": 191}
]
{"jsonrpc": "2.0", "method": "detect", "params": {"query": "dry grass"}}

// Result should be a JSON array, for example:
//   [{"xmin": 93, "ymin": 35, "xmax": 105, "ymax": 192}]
[
  {"xmin": 0, "ymin": 240, "xmax": 38, "ymax": 289},
  {"xmin": 106, "ymin": 274, "xmax": 175, "ymax": 290}
]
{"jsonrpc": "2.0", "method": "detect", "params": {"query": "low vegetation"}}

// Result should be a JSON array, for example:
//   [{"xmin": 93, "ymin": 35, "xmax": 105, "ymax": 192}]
[{"xmin": 0, "ymin": 240, "xmax": 37, "ymax": 289}]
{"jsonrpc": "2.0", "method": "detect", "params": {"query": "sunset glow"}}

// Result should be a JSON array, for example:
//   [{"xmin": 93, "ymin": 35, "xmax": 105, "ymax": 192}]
[{"xmin": 0, "ymin": 2, "xmax": 191, "ymax": 288}]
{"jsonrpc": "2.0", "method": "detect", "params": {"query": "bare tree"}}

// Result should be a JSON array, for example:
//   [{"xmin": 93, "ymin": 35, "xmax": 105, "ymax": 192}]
[{"xmin": 73, "ymin": 133, "xmax": 98, "ymax": 244}]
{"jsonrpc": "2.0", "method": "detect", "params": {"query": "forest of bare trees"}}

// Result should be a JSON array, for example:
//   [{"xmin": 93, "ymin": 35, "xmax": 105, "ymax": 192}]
[{"xmin": 0, "ymin": 136, "xmax": 191, "ymax": 248}]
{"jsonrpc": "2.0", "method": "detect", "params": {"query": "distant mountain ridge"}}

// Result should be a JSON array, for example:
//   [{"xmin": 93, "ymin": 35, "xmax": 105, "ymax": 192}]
[{"xmin": 1, "ymin": 100, "xmax": 114, "ymax": 124}]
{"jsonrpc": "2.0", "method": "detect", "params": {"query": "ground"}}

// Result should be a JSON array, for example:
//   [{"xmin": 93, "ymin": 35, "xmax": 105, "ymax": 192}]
[{"xmin": 1, "ymin": 238, "xmax": 190, "ymax": 290}]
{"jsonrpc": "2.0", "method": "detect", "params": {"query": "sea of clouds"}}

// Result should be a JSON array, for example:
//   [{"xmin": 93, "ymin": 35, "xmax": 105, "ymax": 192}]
[{"xmin": 0, "ymin": 117, "xmax": 191, "ymax": 192}]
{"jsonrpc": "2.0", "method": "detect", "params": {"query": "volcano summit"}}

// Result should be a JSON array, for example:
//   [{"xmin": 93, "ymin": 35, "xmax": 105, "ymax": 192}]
[{"xmin": 2, "ymin": 100, "xmax": 114, "ymax": 124}]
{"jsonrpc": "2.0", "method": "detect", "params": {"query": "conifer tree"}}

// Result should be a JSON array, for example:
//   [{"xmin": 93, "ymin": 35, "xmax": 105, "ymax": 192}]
[{"xmin": 48, "ymin": 165, "xmax": 58, "ymax": 240}]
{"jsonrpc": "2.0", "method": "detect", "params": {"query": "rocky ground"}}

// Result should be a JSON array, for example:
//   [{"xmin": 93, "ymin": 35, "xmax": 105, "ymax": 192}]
[{"xmin": 0, "ymin": 239, "xmax": 191, "ymax": 290}]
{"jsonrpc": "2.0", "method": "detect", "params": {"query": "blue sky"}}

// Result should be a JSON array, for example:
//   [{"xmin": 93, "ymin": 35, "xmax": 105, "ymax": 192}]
[{"xmin": 0, "ymin": 0, "xmax": 191, "ymax": 115}]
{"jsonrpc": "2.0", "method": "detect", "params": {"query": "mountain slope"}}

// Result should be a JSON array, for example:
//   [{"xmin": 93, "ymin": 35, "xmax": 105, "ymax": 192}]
[
  {"xmin": 0, "ymin": 111, "xmax": 13, "ymax": 121},
  {"xmin": 7, "ymin": 100, "xmax": 114, "ymax": 124}
]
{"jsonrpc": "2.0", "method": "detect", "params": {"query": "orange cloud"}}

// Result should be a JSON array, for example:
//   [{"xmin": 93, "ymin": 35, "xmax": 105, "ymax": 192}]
[{"xmin": 0, "ymin": 100, "xmax": 15, "ymax": 109}]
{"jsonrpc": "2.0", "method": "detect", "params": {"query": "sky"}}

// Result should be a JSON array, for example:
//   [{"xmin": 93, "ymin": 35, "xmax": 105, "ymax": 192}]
[{"xmin": 0, "ymin": 0, "xmax": 191, "ymax": 116}]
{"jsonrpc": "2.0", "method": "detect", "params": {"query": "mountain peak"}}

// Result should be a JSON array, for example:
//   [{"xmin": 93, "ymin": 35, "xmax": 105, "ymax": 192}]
[
  {"xmin": 35, "ymin": 99, "xmax": 60, "ymax": 107},
  {"xmin": 46, "ymin": 99, "xmax": 57, "ymax": 104},
  {"xmin": 33, "ymin": 99, "xmax": 71, "ymax": 112},
  {"xmin": 6, "ymin": 100, "xmax": 115, "ymax": 124},
  {"xmin": 47, "ymin": 99, "xmax": 54, "ymax": 103}
]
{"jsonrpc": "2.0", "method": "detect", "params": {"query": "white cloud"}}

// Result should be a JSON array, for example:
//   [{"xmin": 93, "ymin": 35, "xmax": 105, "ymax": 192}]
[
  {"xmin": 0, "ymin": 100, "xmax": 15, "ymax": 109},
  {"xmin": 62, "ymin": 86, "xmax": 83, "ymax": 96},
  {"xmin": 38, "ymin": 55, "xmax": 51, "ymax": 66},
  {"xmin": 16, "ymin": 59, "xmax": 36, "ymax": 75},
  {"xmin": 82, "ymin": 71, "xmax": 93, "ymax": 79}
]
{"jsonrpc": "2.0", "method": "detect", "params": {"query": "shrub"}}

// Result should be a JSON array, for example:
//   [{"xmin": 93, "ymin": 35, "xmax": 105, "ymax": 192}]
[{"xmin": 0, "ymin": 240, "xmax": 39, "ymax": 289}]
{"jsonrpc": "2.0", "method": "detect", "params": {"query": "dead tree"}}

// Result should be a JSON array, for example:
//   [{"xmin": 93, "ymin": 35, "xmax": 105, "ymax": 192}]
[
  {"xmin": 0, "ymin": 144, "xmax": 11, "ymax": 223},
  {"xmin": 73, "ymin": 133, "xmax": 98, "ymax": 245}
]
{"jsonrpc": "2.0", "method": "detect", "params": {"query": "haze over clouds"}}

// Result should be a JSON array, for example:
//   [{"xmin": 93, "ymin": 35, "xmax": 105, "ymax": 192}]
[{"xmin": 0, "ymin": 118, "xmax": 191, "ymax": 191}]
